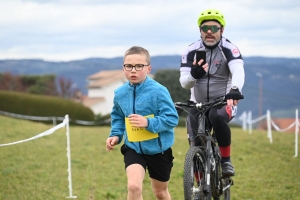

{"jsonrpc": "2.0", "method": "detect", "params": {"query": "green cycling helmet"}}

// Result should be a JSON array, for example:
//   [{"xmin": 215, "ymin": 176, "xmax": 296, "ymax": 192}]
[{"xmin": 197, "ymin": 9, "xmax": 226, "ymax": 27}]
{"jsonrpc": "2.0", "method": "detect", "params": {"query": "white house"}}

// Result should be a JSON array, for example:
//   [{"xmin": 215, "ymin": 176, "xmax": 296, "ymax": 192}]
[{"xmin": 82, "ymin": 70, "xmax": 127, "ymax": 116}]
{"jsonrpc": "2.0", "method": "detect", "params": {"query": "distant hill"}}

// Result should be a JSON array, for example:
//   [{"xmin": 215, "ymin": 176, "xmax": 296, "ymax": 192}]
[{"xmin": 0, "ymin": 56, "xmax": 300, "ymax": 118}]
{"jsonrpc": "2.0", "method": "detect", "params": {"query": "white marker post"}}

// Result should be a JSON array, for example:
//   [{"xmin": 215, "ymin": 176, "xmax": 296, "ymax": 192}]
[{"xmin": 65, "ymin": 115, "xmax": 77, "ymax": 199}]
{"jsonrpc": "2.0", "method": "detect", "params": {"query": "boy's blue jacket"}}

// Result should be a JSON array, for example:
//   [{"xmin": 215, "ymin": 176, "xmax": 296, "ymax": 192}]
[{"xmin": 109, "ymin": 77, "xmax": 179, "ymax": 155}]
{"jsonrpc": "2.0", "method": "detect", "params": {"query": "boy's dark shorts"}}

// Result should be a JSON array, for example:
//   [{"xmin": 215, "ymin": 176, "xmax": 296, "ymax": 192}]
[{"xmin": 120, "ymin": 144, "xmax": 174, "ymax": 182}]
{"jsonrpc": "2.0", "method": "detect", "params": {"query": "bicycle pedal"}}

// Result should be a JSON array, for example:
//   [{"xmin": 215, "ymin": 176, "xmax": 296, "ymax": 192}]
[{"xmin": 229, "ymin": 178, "xmax": 234, "ymax": 186}]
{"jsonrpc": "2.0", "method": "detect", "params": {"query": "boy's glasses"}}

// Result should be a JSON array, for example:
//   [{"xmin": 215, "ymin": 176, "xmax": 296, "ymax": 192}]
[
  {"xmin": 123, "ymin": 64, "xmax": 149, "ymax": 71},
  {"xmin": 200, "ymin": 25, "xmax": 221, "ymax": 33}
]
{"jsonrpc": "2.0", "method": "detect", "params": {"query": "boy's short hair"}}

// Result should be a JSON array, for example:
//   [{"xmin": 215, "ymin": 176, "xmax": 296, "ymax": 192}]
[{"xmin": 124, "ymin": 46, "xmax": 151, "ymax": 64}]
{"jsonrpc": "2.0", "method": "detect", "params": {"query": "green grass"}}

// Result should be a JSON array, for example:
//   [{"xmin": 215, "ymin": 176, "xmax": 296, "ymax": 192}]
[{"xmin": 0, "ymin": 115, "xmax": 299, "ymax": 200}]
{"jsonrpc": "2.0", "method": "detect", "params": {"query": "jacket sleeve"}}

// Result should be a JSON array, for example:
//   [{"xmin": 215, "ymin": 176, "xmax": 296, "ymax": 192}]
[
  {"xmin": 146, "ymin": 87, "xmax": 179, "ymax": 133},
  {"xmin": 180, "ymin": 45, "xmax": 199, "ymax": 89},
  {"xmin": 109, "ymin": 96, "xmax": 125, "ymax": 144},
  {"xmin": 180, "ymin": 67, "xmax": 197, "ymax": 89},
  {"xmin": 228, "ymin": 59, "xmax": 245, "ymax": 92}
]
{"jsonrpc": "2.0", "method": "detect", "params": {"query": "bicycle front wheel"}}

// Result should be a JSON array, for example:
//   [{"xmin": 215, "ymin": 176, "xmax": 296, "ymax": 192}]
[{"xmin": 183, "ymin": 146, "xmax": 208, "ymax": 200}]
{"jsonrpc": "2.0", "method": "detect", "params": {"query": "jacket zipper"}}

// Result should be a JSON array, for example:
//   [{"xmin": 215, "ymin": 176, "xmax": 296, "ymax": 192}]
[
  {"xmin": 133, "ymin": 85, "xmax": 136, "ymax": 114},
  {"xmin": 206, "ymin": 49, "xmax": 213, "ymax": 102},
  {"xmin": 133, "ymin": 85, "xmax": 145, "ymax": 154}
]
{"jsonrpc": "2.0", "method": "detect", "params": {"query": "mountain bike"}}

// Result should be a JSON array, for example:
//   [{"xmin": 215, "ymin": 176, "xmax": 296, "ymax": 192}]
[{"xmin": 175, "ymin": 96, "xmax": 237, "ymax": 200}]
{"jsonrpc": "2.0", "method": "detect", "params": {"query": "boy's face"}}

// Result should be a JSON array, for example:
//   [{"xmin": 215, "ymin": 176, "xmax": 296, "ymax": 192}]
[{"xmin": 123, "ymin": 54, "xmax": 151, "ymax": 84}]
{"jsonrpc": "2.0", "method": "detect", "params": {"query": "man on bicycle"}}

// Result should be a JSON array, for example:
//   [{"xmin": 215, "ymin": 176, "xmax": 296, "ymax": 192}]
[{"xmin": 179, "ymin": 8, "xmax": 245, "ymax": 177}]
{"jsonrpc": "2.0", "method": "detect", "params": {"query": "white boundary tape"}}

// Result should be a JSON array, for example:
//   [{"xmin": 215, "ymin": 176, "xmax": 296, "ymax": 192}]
[
  {"xmin": 0, "ymin": 110, "xmax": 111, "ymax": 126},
  {"xmin": 239, "ymin": 109, "xmax": 299, "ymax": 157},
  {"xmin": 0, "ymin": 119, "xmax": 66, "ymax": 147},
  {"xmin": 0, "ymin": 115, "xmax": 77, "ymax": 198}
]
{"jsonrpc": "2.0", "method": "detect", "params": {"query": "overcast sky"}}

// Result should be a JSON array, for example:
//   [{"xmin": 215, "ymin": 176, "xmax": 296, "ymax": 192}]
[{"xmin": 0, "ymin": 0, "xmax": 299, "ymax": 61}]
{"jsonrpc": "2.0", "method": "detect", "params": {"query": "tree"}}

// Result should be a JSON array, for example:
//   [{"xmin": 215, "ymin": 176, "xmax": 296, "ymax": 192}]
[
  {"xmin": 57, "ymin": 76, "xmax": 73, "ymax": 98},
  {"xmin": 0, "ymin": 73, "xmax": 59, "ymax": 95},
  {"xmin": 0, "ymin": 73, "xmax": 82, "ymax": 100},
  {"xmin": 0, "ymin": 72, "xmax": 24, "ymax": 91},
  {"xmin": 26, "ymin": 74, "xmax": 58, "ymax": 96},
  {"xmin": 154, "ymin": 69, "xmax": 190, "ymax": 102}
]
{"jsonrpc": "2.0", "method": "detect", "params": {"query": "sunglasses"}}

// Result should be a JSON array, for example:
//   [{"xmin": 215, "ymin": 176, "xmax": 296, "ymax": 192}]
[
  {"xmin": 123, "ymin": 64, "xmax": 149, "ymax": 71},
  {"xmin": 200, "ymin": 25, "xmax": 221, "ymax": 33}
]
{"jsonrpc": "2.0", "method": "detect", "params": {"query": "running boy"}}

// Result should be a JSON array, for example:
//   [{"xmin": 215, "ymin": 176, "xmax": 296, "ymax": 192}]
[{"xmin": 106, "ymin": 46, "xmax": 179, "ymax": 200}]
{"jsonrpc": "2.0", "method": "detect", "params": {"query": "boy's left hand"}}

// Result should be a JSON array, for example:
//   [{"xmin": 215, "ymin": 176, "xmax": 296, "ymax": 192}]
[
  {"xmin": 128, "ymin": 114, "xmax": 148, "ymax": 128},
  {"xmin": 106, "ymin": 136, "xmax": 119, "ymax": 151}
]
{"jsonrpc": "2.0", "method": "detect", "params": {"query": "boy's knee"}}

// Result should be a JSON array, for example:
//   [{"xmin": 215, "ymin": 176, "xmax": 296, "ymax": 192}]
[
  {"xmin": 153, "ymin": 189, "xmax": 170, "ymax": 200},
  {"xmin": 127, "ymin": 183, "xmax": 142, "ymax": 196}
]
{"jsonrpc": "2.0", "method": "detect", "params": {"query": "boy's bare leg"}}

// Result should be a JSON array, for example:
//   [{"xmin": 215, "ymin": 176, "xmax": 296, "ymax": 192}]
[
  {"xmin": 126, "ymin": 164, "xmax": 145, "ymax": 200},
  {"xmin": 151, "ymin": 178, "xmax": 171, "ymax": 200}
]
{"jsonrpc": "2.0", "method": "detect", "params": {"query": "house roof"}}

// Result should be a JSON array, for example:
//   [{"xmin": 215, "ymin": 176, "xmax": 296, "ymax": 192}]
[{"xmin": 87, "ymin": 69, "xmax": 125, "ymax": 88}]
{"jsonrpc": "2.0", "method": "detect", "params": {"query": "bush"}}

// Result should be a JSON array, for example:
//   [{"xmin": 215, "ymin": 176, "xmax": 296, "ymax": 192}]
[
  {"xmin": 0, "ymin": 90, "xmax": 94, "ymax": 121},
  {"xmin": 178, "ymin": 116, "xmax": 187, "ymax": 127}
]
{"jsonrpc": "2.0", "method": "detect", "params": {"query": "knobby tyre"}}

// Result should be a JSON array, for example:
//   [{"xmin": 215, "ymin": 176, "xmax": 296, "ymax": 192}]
[
  {"xmin": 183, "ymin": 146, "xmax": 209, "ymax": 200},
  {"xmin": 211, "ymin": 145, "xmax": 223, "ymax": 199}
]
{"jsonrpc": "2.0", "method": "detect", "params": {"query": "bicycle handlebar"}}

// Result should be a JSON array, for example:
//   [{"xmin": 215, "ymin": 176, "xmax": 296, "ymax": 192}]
[
  {"xmin": 174, "ymin": 95, "xmax": 238, "ymax": 112},
  {"xmin": 175, "ymin": 94, "xmax": 244, "ymax": 109}
]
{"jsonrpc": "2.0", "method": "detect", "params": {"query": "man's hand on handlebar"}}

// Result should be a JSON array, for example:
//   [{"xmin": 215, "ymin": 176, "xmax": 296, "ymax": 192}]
[
  {"xmin": 225, "ymin": 88, "xmax": 244, "ymax": 106},
  {"xmin": 226, "ymin": 99, "xmax": 239, "ymax": 106}
]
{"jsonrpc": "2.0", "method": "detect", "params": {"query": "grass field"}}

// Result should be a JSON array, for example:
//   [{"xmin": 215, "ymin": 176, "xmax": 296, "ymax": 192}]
[{"xmin": 0, "ymin": 115, "xmax": 299, "ymax": 200}]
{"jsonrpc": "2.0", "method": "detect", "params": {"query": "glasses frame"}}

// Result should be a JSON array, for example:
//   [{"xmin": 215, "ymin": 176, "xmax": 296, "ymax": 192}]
[
  {"xmin": 200, "ymin": 25, "xmax": 221, "ymax": 33},
  {"xmin": 123, "ymin": 64, "xmax": 150, "ymax": 71}
]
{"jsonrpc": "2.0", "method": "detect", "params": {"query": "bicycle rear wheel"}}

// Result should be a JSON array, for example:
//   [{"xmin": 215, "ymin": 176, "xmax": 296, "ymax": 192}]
[{"xmin": 183, "ymin": 146, "xmax": 209, "ymax": 200}]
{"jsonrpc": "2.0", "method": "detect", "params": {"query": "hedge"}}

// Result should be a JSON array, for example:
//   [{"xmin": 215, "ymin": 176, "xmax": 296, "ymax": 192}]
[{"xmin": 0, "ymin": 90, "xmax": 94, "ymax": 121}]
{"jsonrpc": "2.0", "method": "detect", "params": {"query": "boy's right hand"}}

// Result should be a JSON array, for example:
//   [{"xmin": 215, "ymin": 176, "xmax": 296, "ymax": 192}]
[{"xmin": 106, "ymin": 136, "xmax": 119, "ymax": 152}]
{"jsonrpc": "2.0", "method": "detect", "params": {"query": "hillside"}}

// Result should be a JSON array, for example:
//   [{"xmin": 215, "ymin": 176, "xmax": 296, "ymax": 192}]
[{"xmin": 0, "ymin": 56, "xmax": 300, "ymax": 118}]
